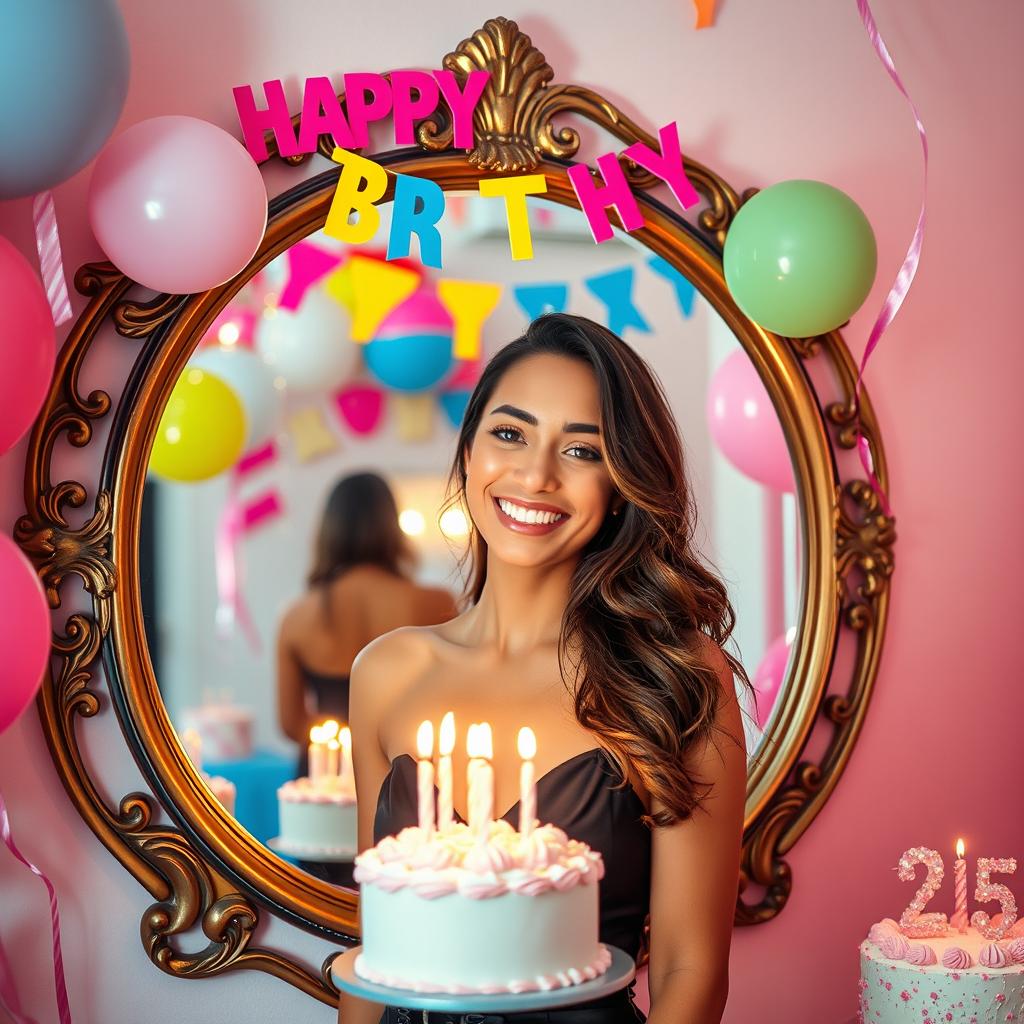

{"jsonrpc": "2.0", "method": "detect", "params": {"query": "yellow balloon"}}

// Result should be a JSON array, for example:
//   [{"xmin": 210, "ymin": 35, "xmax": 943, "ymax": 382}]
[{"xmin": 149, "ymin": 367, "xmax": 246, "ymax": 482}]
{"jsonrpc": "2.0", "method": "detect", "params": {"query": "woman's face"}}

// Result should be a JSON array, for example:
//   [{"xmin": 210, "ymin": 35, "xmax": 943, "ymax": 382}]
[{"xmin": 464, "ymin": 353, "xmax": 619, "ymax": 569}]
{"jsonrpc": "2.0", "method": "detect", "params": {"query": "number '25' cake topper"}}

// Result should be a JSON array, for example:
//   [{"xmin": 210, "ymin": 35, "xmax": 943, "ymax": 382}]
[{"xmin": 232, "ymin": 72, "xmax": 700, "ymax": 265}]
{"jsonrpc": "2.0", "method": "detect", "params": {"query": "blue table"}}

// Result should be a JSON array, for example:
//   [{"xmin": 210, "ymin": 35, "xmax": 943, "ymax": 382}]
[{"xmin": 203, "ymin": 748, "xmax": 295, "ymax": 846}]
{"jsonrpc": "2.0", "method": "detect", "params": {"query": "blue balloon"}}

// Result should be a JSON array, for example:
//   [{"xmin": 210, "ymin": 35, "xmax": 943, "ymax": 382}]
[
  {"xmin": 364, "ymin": 332, "xmax": 454, "ymax": 393},
  {"xmin": 439, "ymin": 390, "xmax": 471, "ymax": 429},
  {"xmin": 0, "ymin": 0, "xmax": 130, "ymax": 199}
]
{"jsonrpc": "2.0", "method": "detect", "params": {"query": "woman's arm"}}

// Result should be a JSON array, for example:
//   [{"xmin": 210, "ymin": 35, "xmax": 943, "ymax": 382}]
[
  {"xmin": 646, "ymin": 645, "xmax": 747, "ymax": 1023},
  {"xmin": 275, "ymin": 612, "xmax": 309, "ymax": 745}
]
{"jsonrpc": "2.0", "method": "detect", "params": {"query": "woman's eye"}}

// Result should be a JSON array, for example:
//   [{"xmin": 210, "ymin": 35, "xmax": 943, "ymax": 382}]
[
  {"xmin": 490, "ymin": 425, "xmax": 522, "ymax": 443},
  {"xmin": 566, "ymin": 444, "xmax": 602, "ymax": 461}
]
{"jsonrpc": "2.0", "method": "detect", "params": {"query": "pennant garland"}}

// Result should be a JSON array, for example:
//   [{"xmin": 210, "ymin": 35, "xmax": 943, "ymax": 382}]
[
  {"xmin": 277, "ymin": 241, "xmax": 344, "ymax": 311},
  {"xmin": 286, "ymin": 406, "xmax": 340, "ymax": 463},
  {"xmin": 583, "ymin": 266, "xmax": 651, "ymax": 336},
  {"xmin": 393, "ymin": 393, "xmax": 436, "ymax": 441},
  {"xmin": 647, "ymin": 256, "xmax": 697, "ymax": 318},
  {"xmin": 513, "ymin": 282, "xmax": 568, "ymax": 319},
  {"xmin": 437, "ymin": 280, "xmax": 503, "ymax": 360}
]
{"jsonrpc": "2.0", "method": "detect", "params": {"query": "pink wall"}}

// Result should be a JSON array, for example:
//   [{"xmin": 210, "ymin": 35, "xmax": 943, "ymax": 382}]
[{"xmin": 1, "ymin": 2, "xmax": 1021, "ymax": 1022}]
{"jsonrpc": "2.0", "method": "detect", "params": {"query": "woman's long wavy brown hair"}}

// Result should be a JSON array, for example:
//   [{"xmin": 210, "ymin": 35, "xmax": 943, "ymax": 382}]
[{"xmin": 443, "ymin": 313, "xmax": 750, "ymax": 827}]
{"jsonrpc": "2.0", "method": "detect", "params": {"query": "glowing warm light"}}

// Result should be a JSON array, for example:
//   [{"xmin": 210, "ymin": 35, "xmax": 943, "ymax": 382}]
[
  {"xmin": 517, "ymin": 726, "xmax": 537, "ymax": 760},
  {"xmin": 218, "ymin": 322, "xmax": 240, "ymax": 346},
  {"xmin": 321, "ymin": 719, "xmax": 340, "ymax": 741},
  {"xmin": 467, "ymin": 722, "xmax": 493, "ymax": 759},
  {"xmin": 187, "ymin": 368, "xmax": 205, "ymax": 386},
  {"xmin": 439, "ymin": 507, "xmax": 469, "ymax": 537},
  {"xmin": 439, "ymin": 711, "xmax": 455, "ymax": 756},
  {"xmin": 956, "ymin": 838, "xmax": 965, "ymax": 859},
  {"xmin": 264, "ymin": 292, "xmax": 279, "ymax": 308},
  {"xmin": 309, "ymin": 725, "xmax": 323, "ymax": 744},
  {"xmin": 417, "ymin": 720, "xmax": 434, "ymax": 759},
  {"xmin": 263, "ymin": 305, "xmax": 278, "ymax": 319},
  {"xmin": 339, "ymin": 726, "xmax": 351, "ymax": 753},
  {"xmin": 399, "ymin": 508, "xmax": 426, "ymax": 535}
]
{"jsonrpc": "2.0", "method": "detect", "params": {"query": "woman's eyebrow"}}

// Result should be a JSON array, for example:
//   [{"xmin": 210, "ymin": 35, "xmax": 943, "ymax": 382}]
[{"xmin": 488, "ymin": 403, "xmax": 600, "ymax": 435}]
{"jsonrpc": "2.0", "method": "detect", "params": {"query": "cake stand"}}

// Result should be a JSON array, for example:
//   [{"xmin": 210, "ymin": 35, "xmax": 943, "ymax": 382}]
[
  {"xmin": 266, "ymin": 836, "xmax": 356, "ymax": 863},
  {"xmin": 330, "ymin": 944, "xmax": 636, "ymax": 1016}
]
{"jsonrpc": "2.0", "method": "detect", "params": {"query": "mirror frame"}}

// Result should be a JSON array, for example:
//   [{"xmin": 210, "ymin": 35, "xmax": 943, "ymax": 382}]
[{"xmin": 16, "ymin": 16, "xmax": 895, "ymax": 1005}]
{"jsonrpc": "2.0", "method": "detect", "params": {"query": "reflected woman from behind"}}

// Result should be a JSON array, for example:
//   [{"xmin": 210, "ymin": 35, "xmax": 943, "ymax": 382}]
[{"xmin": 276, "ymin": 471, "xmax": 458, "ymax": 758}]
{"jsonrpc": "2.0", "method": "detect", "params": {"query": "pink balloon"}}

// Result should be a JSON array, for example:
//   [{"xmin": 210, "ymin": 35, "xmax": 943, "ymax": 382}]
[
  {"xmin": 0, "ymin": 236, "xmax": 56, "ymax": 454},
  {"xmin": 753, "ymin": 629, "xmax": 794, "ymax": 730},
  {"xmin": 706, "ymin": 350, "xmax": 794, "ymax": 493},
  {"xmin": 89, "ymin": 116, "xmax": 268, "ymax": 294},
  {"xmin": 200, "ymin": 304, "xmax": 257, "ymax": 350},
  {"xmin": 375, "ymin": 287, "xmax": 453, "ymax": 339},
  {"xmin": 0, "ymin": 532, "xmax": 52, "ymax": 736}
]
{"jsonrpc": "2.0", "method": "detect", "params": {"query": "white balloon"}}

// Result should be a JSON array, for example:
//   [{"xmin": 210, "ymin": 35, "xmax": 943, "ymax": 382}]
[
  {"xmin": 255, "ymin": 288, "xmax": 358, "ymax": 394},
  {"xmin": 191, "ymin": 346, "xmax": 280, "ymax": 448}
]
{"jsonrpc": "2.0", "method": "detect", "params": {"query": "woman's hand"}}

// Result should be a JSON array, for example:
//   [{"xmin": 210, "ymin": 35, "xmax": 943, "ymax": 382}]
[{"xmin": 645, "ymin": 642, "xmax": 747, "ymax": 1023}]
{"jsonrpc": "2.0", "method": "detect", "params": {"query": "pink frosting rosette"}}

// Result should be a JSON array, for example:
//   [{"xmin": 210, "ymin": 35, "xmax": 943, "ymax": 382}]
[
  {"xmin": 1007, "ymin": 938, "xmax": 1024, "ymax": 965},
  {"xmin": 878, "ymin": 933, "xmax": 910, "ymax": 961},
  {"xmin": 905, "ymin": 943, "xmax": 937, "ymax": 966},
  {"xmin": 978, "ymin": 942, "xmax": 1009, "ymax": 969},
  {"xmin": 941, "ymin": 946, "xmax": 972, "ymax": 970},
  {"xmin": 868, "ymin": 919, "xmax": 901, "ymax": 946},
  {"xmin": 463, "ymin": 840, "xmax": 515, "ymax": 875}
]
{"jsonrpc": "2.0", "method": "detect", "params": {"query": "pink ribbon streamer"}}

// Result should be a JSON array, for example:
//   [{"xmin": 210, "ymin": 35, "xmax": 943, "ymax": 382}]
[
  {"xmin": 31, "ymin": 192, "xmax": 72, "ymax": 327},
  {"xmin": 215, "ymin": 471, "xmax": 262, "ymax": 654},
  {"xmin": 0, "ymin": 791, "xmax": 71, "ymax": 1024},
  {"xmin": 853, "ymin": 0, "xmax": 928, "ymax": 517}
]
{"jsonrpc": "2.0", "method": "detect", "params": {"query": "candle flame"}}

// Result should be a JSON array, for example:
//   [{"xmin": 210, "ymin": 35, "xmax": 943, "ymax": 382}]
[
  {"xmin": 956, "ymin": 837, "xmax": 965, "ymax": 859},
  {"xmin": 417, "ymin": 720, "xmax": 434, "ymax": 759},
  {"xmin": 339, "ymin": 726, "xmax": 351, "ymax": 751},
  {"xmin": 439, "ymin": 711, "xmax": 456, "ymax": 756},
  {"xmin": 517, "ymin": 726, "xmax": 537, "ymax": 760},
  {"xmin": 327, "ymin": 737, "xmax": 339, "ymax": 751},
  {"xmin": 321, "ymin": 719, "xmax": 340, "ymax": 741},
  {"xmin": 467, "ymin": 722, "xmax": 493, "ymax": 759},
  {"xmin": 309, "ymin": 725, "xmax": 323, "ymax": 743}
]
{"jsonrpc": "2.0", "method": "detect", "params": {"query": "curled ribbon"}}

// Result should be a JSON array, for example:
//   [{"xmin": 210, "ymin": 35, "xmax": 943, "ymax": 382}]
[
  {"xmin": 31, "ymin": 192, "xmax": 72, "ymax": 327},
  {"xmin": 0, "ymin": 791, "xmax": 72, "ymax": 1024},
  {"xmin": 854, "ymin": 0, "xmax": 928, "ymax": 516}
]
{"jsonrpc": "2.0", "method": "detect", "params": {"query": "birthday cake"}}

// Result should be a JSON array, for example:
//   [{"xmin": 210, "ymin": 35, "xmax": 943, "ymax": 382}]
[
  {"xmin": 179, "ymin": 700, "xmax": 253, "ymax": 761},
  {"xmin": 275, "ymin": 777, "xmax": 357, "ymax": 858},
  {"xmin": 353, "ymin": 818, "xmax": 610, "ymax": 995},
  {"xmin": 858, "ymin": 847, "xmax": 1024, "ymax": 1023},
  {"xmin": 273, "ymin": 722, "xmax": 357, "ymax": 858}
]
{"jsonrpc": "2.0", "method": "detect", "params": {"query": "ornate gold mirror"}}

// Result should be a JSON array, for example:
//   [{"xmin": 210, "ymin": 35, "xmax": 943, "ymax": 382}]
[{"xmin": 18, "ymin": 16, "xmax": 894, "ymax": 1006}]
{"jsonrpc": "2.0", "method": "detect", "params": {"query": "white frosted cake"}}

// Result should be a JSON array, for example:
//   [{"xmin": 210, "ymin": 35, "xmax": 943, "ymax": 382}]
[
  {"xmin": 179, "ymin": 702, "xmax": 253, "ymax": 761},
  {"xmin": 275, "ymin": 778, "xmax": 358, "ymax": 858},
  {"xmin": 353, "ymin": 818, "xmax": 611, "ymax": 995},
  {"xmin": 858, "ymin": 917, "xmax": 1024, "ymax": 1023},
  {"xmin": 204, "ymin": 772, "xmax": 236, "ymax": 816}
]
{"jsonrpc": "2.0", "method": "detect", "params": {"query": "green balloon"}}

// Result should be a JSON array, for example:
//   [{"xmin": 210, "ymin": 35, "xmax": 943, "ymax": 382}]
[{"xmin": 723, "ymin": 180, "xmax": 877, "ymax": 337}]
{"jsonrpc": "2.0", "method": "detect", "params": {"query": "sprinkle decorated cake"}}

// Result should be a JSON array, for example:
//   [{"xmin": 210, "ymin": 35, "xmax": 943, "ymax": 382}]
[
  {"xmin": 353, "ymin": 818, "xmax": 610, "ymax": 994},
  {"xmin": 858, "ymin": 845, "xmax": 1024, "ymax": 1024}
]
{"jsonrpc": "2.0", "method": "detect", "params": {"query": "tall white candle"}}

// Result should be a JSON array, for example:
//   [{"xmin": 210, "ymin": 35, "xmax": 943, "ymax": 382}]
[
  {"xmin": 325, "ymin": 738, "xmax": 340, "ymax": 780},
  {"xmin": 308, "ymin": 725, "xmax": 326, "ymax": 783},
  {"xmin": 518, "ymin": 727, "xmax": 537, "ymax": 837},
  {"xmin": 466, "ymin": 724, "xmax": 482, "ymax": 835},
  {"xmin": 438, "ymin": 712, "xmax": 455, "ymax": 832},
  {"xmin": 416, "ymin": 720, "xmax": 435, "ymax": 835},
  {"xmin": 476, "ymin": 723, "xmax": 494, "ymax": 840},
  {"xmin": 339, "ymin": 726, "xmax": 353, "ymax": 792}
]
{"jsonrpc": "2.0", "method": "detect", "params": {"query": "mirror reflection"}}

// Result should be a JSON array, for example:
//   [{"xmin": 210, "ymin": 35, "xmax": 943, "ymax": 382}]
[{"xmin": 141, "ymin": 194, "xmax": 799, "ymax": 891}]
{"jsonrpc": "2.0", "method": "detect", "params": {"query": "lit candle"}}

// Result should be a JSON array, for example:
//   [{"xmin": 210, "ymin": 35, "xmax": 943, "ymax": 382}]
[
  {"xmin": 518, "ymin": 727, "xmax": 537, "ymax": 838},
  {"xmin": 182, "ymin": 728, "xmax": 203, "ymax": 771},
  {"xmin": 951, "ymin": 838, "xmax": 968, "ymax": 933},
  {"xmin": 308, "ymin": 725, "xmax": 326, "ymax": 783},
  {"xmin": 416, "ymin": 720, "xmax": 435, "ymax": 835},
  {"xmin": 321, "ymin": 719, "xmax": 340, "ymax": 743},
  {"xmin": 438, "ymin": 712, "xmax": 455, "ymax": 832},
  {"xmin": 325, "ymin": 737, "xmax": 340, "ymax": 780},
  {"xmin": 339, "ymin": 726, "xmax": 353, "ymax": 794},
  {"xmin": 466, "ymin": 723, "xmax": 480, "ymax": 832},
  {"xmin": 476, "ymin": 723, "xmax": 494, "ymax": 840}
]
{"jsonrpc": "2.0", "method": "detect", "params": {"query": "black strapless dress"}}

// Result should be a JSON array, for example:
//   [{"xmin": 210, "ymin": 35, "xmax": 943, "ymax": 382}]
[{"xmin": 372, "ymin": 748, "xmax": 651, "ymax": 1024}]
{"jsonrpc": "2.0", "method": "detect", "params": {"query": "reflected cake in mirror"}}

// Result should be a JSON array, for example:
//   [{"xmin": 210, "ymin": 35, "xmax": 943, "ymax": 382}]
[
  {"xmin": 179, "ymin": 697, "xmax": 253, "ymax": 761},
  {"xmin": 273, "ymin": 722, "xmax": 357, "ymax": 859}
]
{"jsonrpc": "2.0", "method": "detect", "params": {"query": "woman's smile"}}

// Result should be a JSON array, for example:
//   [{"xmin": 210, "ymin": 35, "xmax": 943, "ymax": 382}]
[{"xmin": 492, "ymin": 495, "xmax": 571, "ymax": 535}]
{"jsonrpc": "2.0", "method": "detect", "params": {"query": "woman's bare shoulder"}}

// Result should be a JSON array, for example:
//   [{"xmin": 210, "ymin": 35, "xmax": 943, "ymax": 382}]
[{"xmin": 349, "ymin": 622, "xmax": 450, "ymax": 699}]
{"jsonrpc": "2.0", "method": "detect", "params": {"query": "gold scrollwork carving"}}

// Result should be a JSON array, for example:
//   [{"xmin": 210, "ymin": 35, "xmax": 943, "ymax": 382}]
[{"xmin": 18, "ymin": 14, "xmax": 895, "ymax": 1006}]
